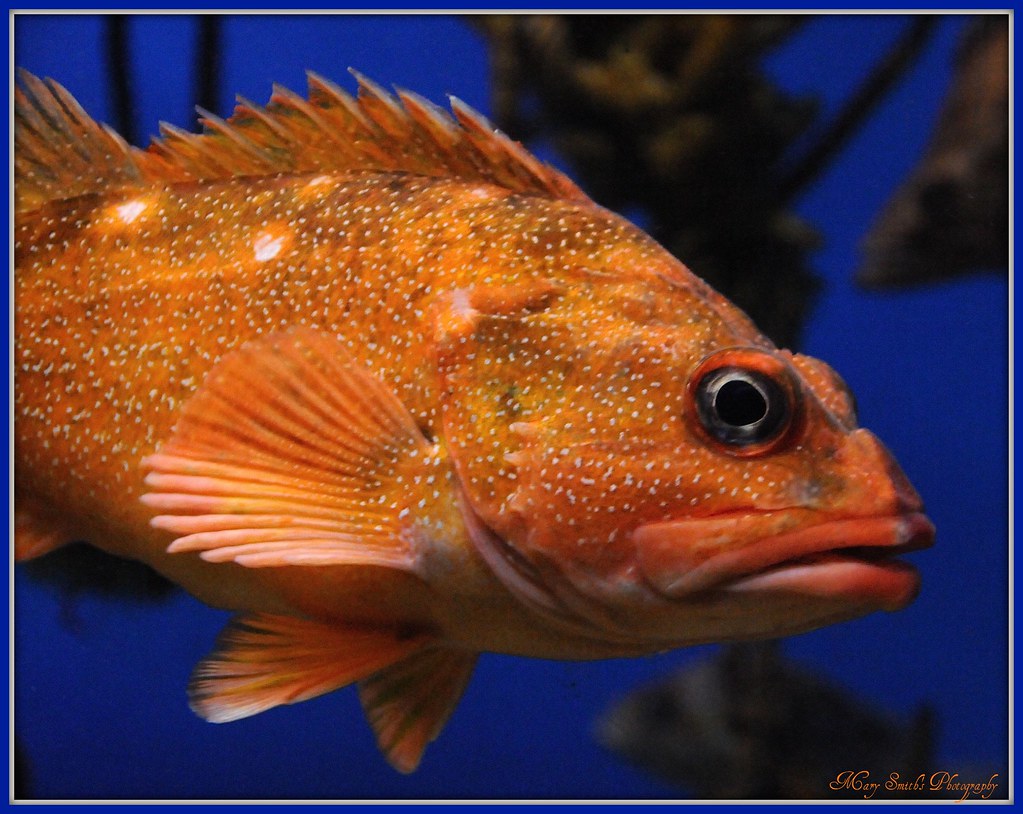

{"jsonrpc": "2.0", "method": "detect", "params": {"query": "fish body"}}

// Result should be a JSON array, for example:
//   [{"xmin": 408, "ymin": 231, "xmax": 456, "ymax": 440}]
[{"xmin": 14, "ymin": 70, "xmax": 933, "ymax": 771}]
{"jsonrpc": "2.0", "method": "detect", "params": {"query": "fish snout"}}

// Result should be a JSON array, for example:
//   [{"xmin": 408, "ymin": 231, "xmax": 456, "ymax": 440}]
[{"xmin": 839, "ymin": 428, "xmax": 926, "ymax": 517}]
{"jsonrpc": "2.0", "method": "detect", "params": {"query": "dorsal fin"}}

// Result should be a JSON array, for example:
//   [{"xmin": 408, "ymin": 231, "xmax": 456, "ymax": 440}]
[
  {"xmin": 15, "ymin": 68, "xmax": 590, "ymax": 215},
  {"xmin": 14, "ymin": 69, "xmax": 182, "ymax": 214}
]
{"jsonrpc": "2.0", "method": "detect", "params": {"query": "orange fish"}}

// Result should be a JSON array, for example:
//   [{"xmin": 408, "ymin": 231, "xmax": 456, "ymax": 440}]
[{"xmin": 14, "ymin": 69, "xmax": 934, "ymax": 773}]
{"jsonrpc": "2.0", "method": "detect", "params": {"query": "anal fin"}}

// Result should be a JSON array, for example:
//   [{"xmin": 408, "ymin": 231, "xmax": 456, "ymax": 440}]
[{"xmin": 359, "ymin": 646, "xmax": 477, "ymax": 773}]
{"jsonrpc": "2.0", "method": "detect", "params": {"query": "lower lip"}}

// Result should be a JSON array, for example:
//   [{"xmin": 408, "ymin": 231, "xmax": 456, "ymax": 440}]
[{"xmin": 725, "ymin": 555, "xmax": 922, "ymax": 611}]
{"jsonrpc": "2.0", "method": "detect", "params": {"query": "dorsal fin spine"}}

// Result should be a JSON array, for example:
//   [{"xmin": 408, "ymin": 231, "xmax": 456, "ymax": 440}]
[
  {"xmin": 348, "ymin": 69, "xmax": 414, "ymax": 140},
  {"xmin": 196, "ymin": 106, "xmax": 280, "ymax": 171},
  {"xmin": 233, "ymin": 95, "xmax": 293, "ymax": 141},
  {"xmin": 156, "ymin": 122, "xmax": 225, "ymax": 176},
  {"xmin": 396, "ymin": 89, "xmax": 460, "ymax": 146},
  {"xmin": 270, "ymin": 82, "xmax": 361, "ymax": 163},
  {"xmin": 307, "ymin": 71, "xmax": 372, "ymax": 130}
]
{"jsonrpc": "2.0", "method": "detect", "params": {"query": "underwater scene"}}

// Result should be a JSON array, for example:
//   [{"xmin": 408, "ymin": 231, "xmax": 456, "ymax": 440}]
[{"xmin": 12, "ymin": 12, "xmax": 1009, "ymax": 801}]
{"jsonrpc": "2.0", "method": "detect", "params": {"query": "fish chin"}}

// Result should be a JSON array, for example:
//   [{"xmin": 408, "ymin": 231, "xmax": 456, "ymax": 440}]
[{"xmin": 634, "ymin": 511, "xmax": 935, "ymax": 614}]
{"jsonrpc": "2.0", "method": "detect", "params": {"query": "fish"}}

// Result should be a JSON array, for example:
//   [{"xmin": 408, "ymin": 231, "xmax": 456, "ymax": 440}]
[
  {"xmin": 595, "ymin": 642, "xmax": 935, "ymax": 798},
  {"xmin": 14, "ymin": 68, "xmax": 935, "ymax": 773}
]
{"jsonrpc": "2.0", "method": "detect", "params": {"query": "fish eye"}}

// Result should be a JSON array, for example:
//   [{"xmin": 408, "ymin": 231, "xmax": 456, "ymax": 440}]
[{"xmin": 688, "ymin": 350, "xmax": 799, "ymax": 454}]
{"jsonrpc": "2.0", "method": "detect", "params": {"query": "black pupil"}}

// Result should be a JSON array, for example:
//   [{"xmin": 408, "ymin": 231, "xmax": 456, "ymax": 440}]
[
  {"xmin": 715, "ymin": 379, "xmax": 768, "ymax": 427},
  {"xmin": 694, "ymin": 366, "xmax": 791, "ymax": 447}
]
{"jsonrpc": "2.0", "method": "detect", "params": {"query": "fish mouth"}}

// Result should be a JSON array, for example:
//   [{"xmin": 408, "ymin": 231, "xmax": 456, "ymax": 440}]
[{"xmin": 634, "ymin": 512, "xmax": 935, "ymax": 612}]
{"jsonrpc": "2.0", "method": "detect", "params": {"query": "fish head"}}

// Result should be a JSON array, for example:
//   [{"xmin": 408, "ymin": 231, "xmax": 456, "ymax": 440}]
[
  {"xmin": 625, "ymin": 346, "xmax": 934, "ymax": 640},
  {"xmin": 442, "ymin": 229, "xmax": 934, "ymax": 649}
]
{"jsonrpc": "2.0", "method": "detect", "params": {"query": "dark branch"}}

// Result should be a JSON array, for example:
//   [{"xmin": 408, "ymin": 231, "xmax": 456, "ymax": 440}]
[
  {"xmin": 105, "ymin": 15, "xmax": 136, "ymax": 145},
  {"xmin": 194, "ymin": 15, "xmax": 223, "ymax": 116},
  {"xmin": 777, "ymin": 16, "xmax": 940, "ymax": 204}
]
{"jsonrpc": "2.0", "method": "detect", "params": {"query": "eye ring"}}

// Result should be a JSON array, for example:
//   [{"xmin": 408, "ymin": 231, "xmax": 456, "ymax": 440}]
[{"xmin": 687, "ymin": 349, "xmax": 800, "ymax": 456}]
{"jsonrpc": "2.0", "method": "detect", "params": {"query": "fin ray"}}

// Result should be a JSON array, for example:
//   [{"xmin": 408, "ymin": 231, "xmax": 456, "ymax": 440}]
[
  {"xmin": 189, "ymin": 613, "xmax": 431, "ymax": 724},
  {"xmin": 359, "ymin": 647, "xmax": 477, "ymax": 773},
  {"xmin": 141, "ymin": 329, "xmax": 449, "ymax": 572}
]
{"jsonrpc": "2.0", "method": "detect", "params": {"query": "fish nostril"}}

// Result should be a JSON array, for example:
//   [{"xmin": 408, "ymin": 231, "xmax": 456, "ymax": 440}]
[{"xmin": 847, "ymin": 429, "xmax": 925, "ymax": 514}]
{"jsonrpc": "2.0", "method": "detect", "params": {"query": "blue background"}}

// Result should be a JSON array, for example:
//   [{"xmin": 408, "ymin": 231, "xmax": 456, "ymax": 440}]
[{"xmin": 11, "ymin": 13, "xmax": 1009, "ymax": 800}]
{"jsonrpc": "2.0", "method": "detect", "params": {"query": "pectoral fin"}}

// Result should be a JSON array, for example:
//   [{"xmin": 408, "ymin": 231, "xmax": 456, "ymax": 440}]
[
  {"xmin": 141, "ymin": 329, "xmax": 461, "ymax": 573},
  {"xmin": 359, "ymin": 646, "xmax": 477, "ymax": 773}
]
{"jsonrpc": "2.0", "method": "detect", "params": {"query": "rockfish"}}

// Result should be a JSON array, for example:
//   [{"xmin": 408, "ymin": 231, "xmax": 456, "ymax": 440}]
[{"xmin": 14, "ymin": 69, "xmax": 934, "ymax": 772}]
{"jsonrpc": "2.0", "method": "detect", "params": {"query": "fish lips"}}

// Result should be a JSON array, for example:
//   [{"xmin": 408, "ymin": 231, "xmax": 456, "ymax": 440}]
[{"xmin": 633, "ymin": 511, "xmax": 935, "ymax": 612}]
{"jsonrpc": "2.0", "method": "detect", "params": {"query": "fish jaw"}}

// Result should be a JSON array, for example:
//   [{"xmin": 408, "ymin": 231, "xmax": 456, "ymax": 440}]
[
  {"xmin": 633, "ymin": 510, "xmax": 934, "ymax": 612},
  {"xmin": 632, "ymin": 425, "xmax": 936, "ymax": 617}
]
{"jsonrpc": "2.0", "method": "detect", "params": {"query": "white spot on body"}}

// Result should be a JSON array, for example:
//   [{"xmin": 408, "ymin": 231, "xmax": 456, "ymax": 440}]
[
  {"xmin": 253, "ymin": 232, "xmax": 285, "ymax": 262},
  {"xmin": 115, "ymin": 200, "xmax": 147, "ymax": 224}
]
